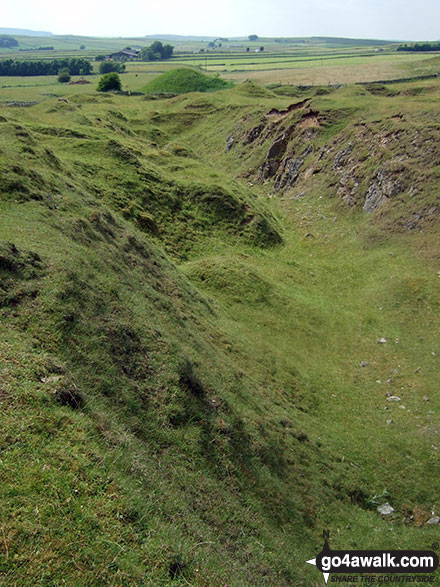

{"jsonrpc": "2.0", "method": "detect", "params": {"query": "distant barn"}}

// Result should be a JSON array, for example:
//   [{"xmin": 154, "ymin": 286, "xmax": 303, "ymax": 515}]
[{"xmin": 108, "ymin": 49, "xmax": 140, "ymax": 61}]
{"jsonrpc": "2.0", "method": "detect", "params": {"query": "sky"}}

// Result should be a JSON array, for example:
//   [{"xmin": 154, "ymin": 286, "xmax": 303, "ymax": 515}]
[{"xmin": 3, "ymin": 0, "xmax": 440, "ymax": 41}]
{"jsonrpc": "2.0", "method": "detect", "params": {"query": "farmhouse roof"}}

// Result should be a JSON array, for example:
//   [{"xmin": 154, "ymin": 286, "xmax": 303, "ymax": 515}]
[{"xmin": 109, "ymin": 49, "xmax": 140, "ymax": 59}]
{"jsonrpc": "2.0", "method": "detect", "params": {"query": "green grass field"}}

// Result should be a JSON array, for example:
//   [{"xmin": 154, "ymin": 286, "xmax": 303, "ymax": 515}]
[
  {"xmin": 128, "ymin": 52, "xmax": 440, "ymax": 87},
  {"xmin": 2, "ymin": 32, "xmax": 439, "ymax": 87},
  {"xmin": 0, "ymin": 50, "xmax": 440, "ymax": 585}
]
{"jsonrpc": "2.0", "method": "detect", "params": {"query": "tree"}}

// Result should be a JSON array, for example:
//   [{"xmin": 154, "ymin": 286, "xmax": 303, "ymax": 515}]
[
  {"xmin": 140, "ymin": 41, "xmax": 174, "ymax": 61},
  {"xmin": 162, "ymin": 44, "xmax": 174, "ymax": 59},
  {"xmin": 259, "ymin": 46, "xmax": 264, "ymax": 52},
  {"xmin": 150, "ymin": 40, "xmax": 164, "ymax": 54},
  {"xmin": 58, "ymin": 69, "xmax": 71, "ymax": 83},
  {"xmin": 97, "ymin": 72, "xmax": 121, "ymax": 92},
  {"xmin": 99, "ymin": 60, "xmax": 125, "ymax": 74},
  {"xmin": 246, "ymin": 47, "xmax": 250, "ymax": 52},
  {"xmin": 248, "ymin": 34, "xmax": 259, "ymax": 41},
  {"xmin": 80, "ymin": 45, "xmax": 85, "ymax": 50}
]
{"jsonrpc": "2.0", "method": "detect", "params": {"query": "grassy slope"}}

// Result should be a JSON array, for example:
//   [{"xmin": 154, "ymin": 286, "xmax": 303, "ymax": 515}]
[{"xmin": 0, "ymin": 79, "xmax": 440, "ymax": 585}]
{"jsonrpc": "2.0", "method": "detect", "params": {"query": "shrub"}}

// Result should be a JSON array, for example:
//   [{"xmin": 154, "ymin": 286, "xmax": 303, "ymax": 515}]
[
  {"xmin": 58, "ymin": 69, "xmax": 71, "ymax": 83},
  {"xmin": 97, "ymin": 72, "xmax": 122, "ymax": 92},
  {"xmin": 99, "ymin": 60, "xmax": 126, "ymax": 74}
]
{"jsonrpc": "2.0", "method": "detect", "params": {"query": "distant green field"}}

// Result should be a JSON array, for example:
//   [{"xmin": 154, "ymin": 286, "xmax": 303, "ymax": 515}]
[
  {"xmin": 126, "ymin": 52, "xmax": 440, "ymax": 86},
  {"xmin": 1, "ymin": 33, "xmax": 439, "ymax": 87}
]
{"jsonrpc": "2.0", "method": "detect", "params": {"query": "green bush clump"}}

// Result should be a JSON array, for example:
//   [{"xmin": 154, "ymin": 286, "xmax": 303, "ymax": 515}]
[
  {"xmin": 99, "ymin": 60, "xmax": 125, "ymax": 74},
  {"xmin": 97, "ymin": 72, "xmax": 122, "ymax": 92},
  {"xmin": 58, "ymin": 69, "xmax": 71, "ymax": 83}
]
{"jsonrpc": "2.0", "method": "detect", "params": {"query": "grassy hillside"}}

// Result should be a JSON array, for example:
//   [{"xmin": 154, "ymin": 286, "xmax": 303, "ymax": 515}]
[{"xmin": 1, "ymin": 78, "xmax": 440, "ymax": 585}]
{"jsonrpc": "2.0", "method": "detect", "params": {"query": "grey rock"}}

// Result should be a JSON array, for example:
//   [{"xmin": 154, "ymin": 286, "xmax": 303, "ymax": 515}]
[
  {"xmin": 378, "ymin": 503, "xmax": 395, "ymax": 515},
  {"xmin": 360, "ymin": 361, "xmax": 369, "ymax": 367},
  {"xmin": 225, "ymin": 135, "xmax": 235, "ymax": 152},
  {"xmin": 386, "ymin": 396, "xmax": 402, "ymax": 402},
  {"xmin": 363, "ymin": 168, "xmax": 404, "ymax": 213},
  {"xmin": 427, "ymin": 517, "xmax": 440, "ymax": 525},
  {"xmin": 363, "ymin": 183, "xmax": 388, "ymax": 213},
  {"xmin": 274, "ymin": 146, "xmax": 313, "ymax": 189},
  {"xmin": 41, "ymin": 375, "xmax": 62, "ymax": 385},
  {"xmin": 377, "ymin": 337, "xmax": 388, "ymax": 344},
  {"xmin": 333, "ymin": 142, "xmax": 353, "ymax": 170},
  {"xmin": 260, "ymin": 135, "xmax": 289, "ymax": 179}
]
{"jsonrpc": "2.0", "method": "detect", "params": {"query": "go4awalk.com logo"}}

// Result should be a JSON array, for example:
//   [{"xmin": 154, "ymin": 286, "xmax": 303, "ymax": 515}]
[{"xmin": 306, "ymin": 531, "xmax": 439, "ymax": 584}]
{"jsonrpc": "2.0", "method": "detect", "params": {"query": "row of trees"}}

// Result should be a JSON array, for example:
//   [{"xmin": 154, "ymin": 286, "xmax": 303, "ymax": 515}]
[
  {"xmin": 0, "ymin": 58, "xmax": 92, "ymax": 76},
  {"xmin": 397, "ymin": 42, "xmax": 440, "ymax": 52}
]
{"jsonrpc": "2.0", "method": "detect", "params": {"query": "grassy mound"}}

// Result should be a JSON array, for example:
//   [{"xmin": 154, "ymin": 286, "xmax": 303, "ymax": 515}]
[
  {"xmin": 233, "ymin": 80, "xmax": 276, "ymax": 98},
  {"xmin": 141, "ymin": 68, "xmax": 232, "ymax": 95}
]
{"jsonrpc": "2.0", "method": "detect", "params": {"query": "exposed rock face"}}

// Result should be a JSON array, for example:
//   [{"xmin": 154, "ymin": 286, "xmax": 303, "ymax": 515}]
[
  {"xmin": 260, "ymin": 134, "xmax": 291, "ymax": 180},
  {"xmin": 267, "ymin": 99, "xmax": 311, "ymax": 117},
  {"xmin": 274, "ymin": 146, "xmax": 313, "ymax": 190},
  {"xmin": 299, "ymin": 110, "xmax": 320, "ymax": 129},
  {"xmin": 333, "ymin": 143, "xmax": 353, "ymax": 170},
  {"xmin": 232, "ymin": 102, "xmax": 439, "ymax": 231},
  {"xmin": 363, "ymin": 168, "xmax": 403, "ymax": 213},
  {"xmin": 242, "ymin": 123, "xmax": 265, "ymax": 146},
  {"xmin": 337, "ymin": 167, "xmax": 361, "ymax": 207}
]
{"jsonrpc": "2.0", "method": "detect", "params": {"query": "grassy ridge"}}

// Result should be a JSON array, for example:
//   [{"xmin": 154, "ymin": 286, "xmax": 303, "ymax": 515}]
[{"xmin": 1, "ymin": 80, "xmax": 440, "ymax": 584}]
